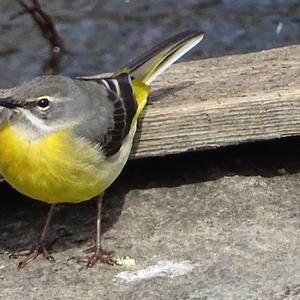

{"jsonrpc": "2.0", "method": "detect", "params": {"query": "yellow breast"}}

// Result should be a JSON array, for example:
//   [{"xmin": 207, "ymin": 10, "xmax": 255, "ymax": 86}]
[{"xmin": 0, "ymin": 123, "xmax": 136, "ymax": 204}]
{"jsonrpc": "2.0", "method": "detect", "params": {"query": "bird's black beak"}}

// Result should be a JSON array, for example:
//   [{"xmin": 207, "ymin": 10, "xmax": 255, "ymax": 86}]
[{"xmin": 0, "ymin": 96, "xmax": 21, "ymax": 109}]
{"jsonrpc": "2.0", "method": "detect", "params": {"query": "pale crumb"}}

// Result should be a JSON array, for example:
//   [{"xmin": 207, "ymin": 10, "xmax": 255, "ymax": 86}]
[
  {"xmin": 278, "ymin": 168, "xmax": 287, "ymax": 175},
  {"xmin": 115, "ymin": 256, "xmax": 136, "ymax": 267}
]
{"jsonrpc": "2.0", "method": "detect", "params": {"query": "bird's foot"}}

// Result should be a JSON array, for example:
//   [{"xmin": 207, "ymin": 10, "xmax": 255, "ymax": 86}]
[
  {"xmin": 69, "ymin": 245, "xmax": 115, "ymax": 268},
  {"xmin": 10, "ymin": 242, "xmax": 55, "ymax": 268}
]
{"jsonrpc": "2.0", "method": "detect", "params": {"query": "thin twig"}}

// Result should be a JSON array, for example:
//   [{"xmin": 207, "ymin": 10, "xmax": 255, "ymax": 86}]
[{"xmin": 13, "ymin": 0, "xmax": 67, "ymax": 74}]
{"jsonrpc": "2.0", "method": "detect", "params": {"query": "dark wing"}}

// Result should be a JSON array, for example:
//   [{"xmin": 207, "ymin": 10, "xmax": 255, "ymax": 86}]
[{"xmin": 79, "ymin": 73, "xmax": 138, "ymax": 156}]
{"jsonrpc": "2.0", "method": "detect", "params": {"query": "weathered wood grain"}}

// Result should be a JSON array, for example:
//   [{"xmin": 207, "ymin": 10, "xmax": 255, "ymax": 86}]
[{"xmin": 130, "ymin": 45, "xmax": 300, "ymax": 158}]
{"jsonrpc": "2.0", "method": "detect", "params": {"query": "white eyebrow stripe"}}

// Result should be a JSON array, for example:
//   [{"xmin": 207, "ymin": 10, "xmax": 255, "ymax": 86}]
[
  {"xmin": 37, "ymin": 96, "xmax": 56, "ymax": 101},
  {"xmin": 24, "ymin": 96, "xmax": 55, "ymax": 103}
]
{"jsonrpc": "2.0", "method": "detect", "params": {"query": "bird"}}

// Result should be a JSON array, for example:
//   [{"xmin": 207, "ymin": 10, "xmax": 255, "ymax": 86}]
[{"xmin": 0, "ymin": 30, "xmax": 204, "ymax": 268}]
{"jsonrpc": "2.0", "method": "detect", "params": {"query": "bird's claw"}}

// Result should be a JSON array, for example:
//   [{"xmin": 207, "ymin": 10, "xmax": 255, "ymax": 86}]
[
  {"xmin": 68, "ymin": 245, "xmax": 115, "ymax": 268},
  {"xmin": 10, "ymin": 244, "xmax": 55, "ymax": 268}
]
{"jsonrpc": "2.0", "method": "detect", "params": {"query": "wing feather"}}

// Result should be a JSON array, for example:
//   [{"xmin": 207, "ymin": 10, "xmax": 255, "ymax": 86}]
[{"xmin": 79, "ymin": 73, "xmax": 137, "ymax": 156}]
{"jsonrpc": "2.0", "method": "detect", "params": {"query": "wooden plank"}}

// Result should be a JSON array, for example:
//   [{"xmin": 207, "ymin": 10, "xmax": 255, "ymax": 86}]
[
  {"xmin": 1, "ymin": 45, "xmax": 300, "ymax": 159},
  {"xmin": 130, "ymin": 45, "xmax": 300, "ymax": 158}
]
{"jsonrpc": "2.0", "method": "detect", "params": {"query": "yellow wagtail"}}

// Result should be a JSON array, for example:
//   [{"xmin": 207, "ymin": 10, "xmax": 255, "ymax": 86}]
[{"xmin": 0, "ymin": 31, "xmax": 204, "ymax": 268}]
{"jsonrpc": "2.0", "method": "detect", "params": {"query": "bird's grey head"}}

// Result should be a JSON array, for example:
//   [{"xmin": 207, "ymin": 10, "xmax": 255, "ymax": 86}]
[{"xmin": 0, "ymin": 75, "xmax": 110, "ymax": 140}]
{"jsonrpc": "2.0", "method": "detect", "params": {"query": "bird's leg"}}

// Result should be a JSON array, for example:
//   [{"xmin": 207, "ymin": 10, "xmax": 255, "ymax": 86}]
[
  {"xmin": 69, "ymin": 194, "xmax": 114, "ymax": 268},
  {"xmin": 10, "ymin": 204, "xmax": 56, "ymax": 268},
  {"xmin": 85, "ymin": 194, "xmax": 114, "ymax": 268}
]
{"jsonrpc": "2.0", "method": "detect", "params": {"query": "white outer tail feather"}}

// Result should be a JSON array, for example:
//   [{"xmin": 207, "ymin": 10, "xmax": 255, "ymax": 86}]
[{"xmin": 145, "ymin": 33, "xmax": 204, "ymax": 85}]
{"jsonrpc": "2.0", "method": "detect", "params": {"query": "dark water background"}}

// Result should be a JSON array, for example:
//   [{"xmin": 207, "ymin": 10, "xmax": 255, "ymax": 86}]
[{"xmin": 0, "ymin": 0, "xmax": 299, "ymax": 87}]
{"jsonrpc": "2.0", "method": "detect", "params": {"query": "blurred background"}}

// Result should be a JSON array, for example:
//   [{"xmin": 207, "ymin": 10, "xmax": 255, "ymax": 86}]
[{"xmin": 0, "ymin": 0, "xmax": 300, "ymax": 88}]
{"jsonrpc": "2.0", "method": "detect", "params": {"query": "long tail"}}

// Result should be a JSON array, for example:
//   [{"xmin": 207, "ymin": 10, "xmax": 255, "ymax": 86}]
[
  {"xmin": 113, "ymin": 31, "xmax": 204, "ymax": 118},
  {"xmin": 114, "ymin": 31, "xmax": 204, "ymax": 85}
]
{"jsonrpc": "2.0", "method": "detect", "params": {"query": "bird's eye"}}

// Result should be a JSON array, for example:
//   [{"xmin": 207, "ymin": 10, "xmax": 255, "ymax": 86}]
[{"xmin": 37, "ymin": 98, "xmax": 50, "ymax": 110}]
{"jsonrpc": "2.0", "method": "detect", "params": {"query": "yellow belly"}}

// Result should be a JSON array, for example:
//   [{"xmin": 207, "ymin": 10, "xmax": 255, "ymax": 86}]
[{"xmin": 0, "ymin": 123, "xmax": 136, "ymax": 204}]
